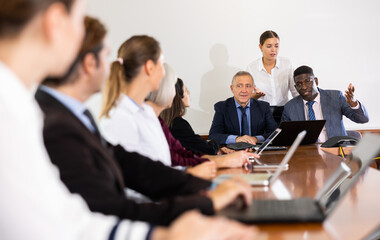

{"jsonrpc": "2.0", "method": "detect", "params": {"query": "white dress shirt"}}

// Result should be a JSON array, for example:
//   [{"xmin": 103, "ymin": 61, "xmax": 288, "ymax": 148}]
[
  {"xmin": 0, "ymin": 61, "xmax": 149, "ymax": 240},
  {"xmin": 246, "ymin": 56, "xmax": 299, "ymax": 106},
  {"xmin": 302, "ymin": 93, "xmax": 328, "ymax": 142},
  {"xmin": 100, "ymin": 94, "xmax": 171, "ymax": 166}
]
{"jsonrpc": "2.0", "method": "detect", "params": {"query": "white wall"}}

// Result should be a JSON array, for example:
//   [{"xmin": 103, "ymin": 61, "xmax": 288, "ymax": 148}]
[{"xmin": 86, "ymin": 0, "xmax": 380, "ymax": 134}]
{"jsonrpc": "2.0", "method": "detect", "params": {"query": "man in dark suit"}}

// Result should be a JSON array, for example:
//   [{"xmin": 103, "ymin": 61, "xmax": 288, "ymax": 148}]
[
  {"xmin": 281, "ymin": 65, "xmax": 369, "ymax": 142},
  {"xmin": 209, "ymin": 71, "xmax": 278, "ymax": 145},
  {"xmin": 35, "ymin": 16, "xmax": 253, "ymax": 227}
]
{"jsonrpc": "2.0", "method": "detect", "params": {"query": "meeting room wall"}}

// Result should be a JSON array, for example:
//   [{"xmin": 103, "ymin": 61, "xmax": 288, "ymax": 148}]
[{"xmin": 86, "ymin": 0, "xmax": 380, "ymax": 135}]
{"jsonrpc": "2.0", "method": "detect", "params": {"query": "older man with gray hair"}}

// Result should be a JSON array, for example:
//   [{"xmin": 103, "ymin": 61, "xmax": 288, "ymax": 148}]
[{"xmin": 209, "ymin": 71, "xmax": 277, "ymax": 145}]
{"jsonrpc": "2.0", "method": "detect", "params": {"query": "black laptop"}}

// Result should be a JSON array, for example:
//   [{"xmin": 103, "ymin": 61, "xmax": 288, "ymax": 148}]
[
  {"xmin": 271, "ymin": 120, "xmax": 326, "ymax": 146},
  {"xmin": 218, "ymin": 133, "xmax": 380, "ymax": 223}
]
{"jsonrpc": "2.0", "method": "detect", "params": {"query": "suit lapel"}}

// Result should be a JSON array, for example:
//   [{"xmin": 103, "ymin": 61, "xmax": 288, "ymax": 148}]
[
  {"xmin": 250, "ymin": 99, "xmax": 259, "ymax": 135},
  {"xmin": 295, "ymin": 97, "xmax": 306, "ymax": 120},
  {"xmin": 227, "ymin": 98, "xmax": 240, "ymax": 135},
  {"xmin": 36, "ymin": 89, "xmax": 125, "ymax": 191}
]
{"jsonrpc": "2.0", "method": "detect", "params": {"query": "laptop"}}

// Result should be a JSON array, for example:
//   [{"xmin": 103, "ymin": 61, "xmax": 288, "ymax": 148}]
[
  {"xmin": 271, "ymin": 120, "xmax": 326, "ymax": 146},
  {"xmin": 218, "ymin": 133, "xmax": 380, "ymax": 223},
  {"xmin": 214, "ymin": 131, "xmax": 306, "ymax": 186},
  {"xmin": 253, "ymin": 128, "xmax": 284, "ymax": 154},
  {"xmin": 227, "ymin": 128, "xmax": 286, "ymax": 151}
]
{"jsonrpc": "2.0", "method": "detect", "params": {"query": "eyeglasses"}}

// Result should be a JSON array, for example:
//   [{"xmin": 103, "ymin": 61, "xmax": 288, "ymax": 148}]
[{"xmin": 295, "ymin": 77, "xmax": 314, "ymax": 89}]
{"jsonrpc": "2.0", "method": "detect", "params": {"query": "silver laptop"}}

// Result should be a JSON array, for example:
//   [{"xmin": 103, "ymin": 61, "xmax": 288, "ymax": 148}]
[
  {"xmin": 218, "ymin": 133, "xmax": 380, "ymax": 223},
  {"xmin": 214, "ymin": 131, "xmax": 306, "ymax": 186},
  {"xmin": 252, "ymin": 128, "xmax": 282, "ymax": 155}
]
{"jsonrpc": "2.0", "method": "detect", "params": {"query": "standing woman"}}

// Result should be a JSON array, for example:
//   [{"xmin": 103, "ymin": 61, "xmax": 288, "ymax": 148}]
[{"xmin": 246, "ymin": 30, "xmax": 298, "ymax": 124}]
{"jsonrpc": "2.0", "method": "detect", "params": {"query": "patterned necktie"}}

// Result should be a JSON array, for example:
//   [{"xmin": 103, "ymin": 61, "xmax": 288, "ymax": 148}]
[
  {"xmin": 238, "ymin": 106, "xmax": 249, "ymax": 136},
  {"xmin": 306, "ymin": 101, "xmax": 316, "ymax": 120},
  {"xmin": 83, "ymin": 109, "xmax": 107, "ymax": 146}
]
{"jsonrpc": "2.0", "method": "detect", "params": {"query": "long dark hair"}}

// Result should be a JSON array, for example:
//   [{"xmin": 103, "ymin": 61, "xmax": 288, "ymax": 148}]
[{"xmin": 160, "ymin": 78, "xmax": 186, "ymax": 127}]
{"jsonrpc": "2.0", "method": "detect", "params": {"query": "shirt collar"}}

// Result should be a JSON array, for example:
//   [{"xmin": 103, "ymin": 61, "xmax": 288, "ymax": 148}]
[
  {"xmin": 258, "ymin": 57, "xmax": 280, "ymax": 71},
  {"xmin": 119, "ymin": 94, "xmax": 145, "ymax": 114},
  {"xmin": 302, "ymin": 90, "xmax": 321, "ymax": 105},
  {"xmin": 39, "ymin": 85, "xmax": 87, "ymax": 116},
  {"xmin": 234, "ymin": 98, "xmax": 251, "ymax": 109}
]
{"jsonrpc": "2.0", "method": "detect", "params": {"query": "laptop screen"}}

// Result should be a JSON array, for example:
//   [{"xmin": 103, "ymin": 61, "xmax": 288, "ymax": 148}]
[
  {"xmin": 255, "ymin": 128, "xmax": 282, "ymax": 155},
  {"xmin": 317, "ymin": 134, "xmax": 380, "ymax": 215}
]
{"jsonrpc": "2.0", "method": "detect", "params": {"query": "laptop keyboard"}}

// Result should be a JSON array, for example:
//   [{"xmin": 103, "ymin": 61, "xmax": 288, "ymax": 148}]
[{"xmin": 254, "ymin": 145, "xmax": 287, "ymax": 151}]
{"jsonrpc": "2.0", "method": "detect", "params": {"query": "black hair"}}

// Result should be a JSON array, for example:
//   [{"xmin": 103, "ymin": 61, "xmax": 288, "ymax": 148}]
[{"xmin": 294, "ymin": 65, "xmax": 314, "ymax": 78}]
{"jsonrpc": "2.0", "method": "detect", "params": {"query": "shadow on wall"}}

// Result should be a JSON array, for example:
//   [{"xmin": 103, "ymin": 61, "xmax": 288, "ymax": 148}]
[{"xmin": 198, "ymin": 43, "xmax": 241, "ymax": 133}]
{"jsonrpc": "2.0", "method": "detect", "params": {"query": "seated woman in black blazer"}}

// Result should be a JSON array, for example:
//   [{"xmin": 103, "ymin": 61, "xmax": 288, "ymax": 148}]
[{"xmin": 161, "ymin": 78, "xmax": 220, "ymax": 155}]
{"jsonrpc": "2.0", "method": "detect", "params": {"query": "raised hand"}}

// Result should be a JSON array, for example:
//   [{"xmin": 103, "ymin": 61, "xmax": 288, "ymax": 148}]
[{"xmin": 344, "ymin": 83, "xmax": 358, "ymax": 107}]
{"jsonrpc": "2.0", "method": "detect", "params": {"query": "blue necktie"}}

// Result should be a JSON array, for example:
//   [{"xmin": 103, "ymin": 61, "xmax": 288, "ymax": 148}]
[
  {"xmin": 238, "ymin": 106, "xmax": 249, "ymax": 136},
  {"xmin": 306, "ymin": 101, "xmax": 316, "ymax": 120}
]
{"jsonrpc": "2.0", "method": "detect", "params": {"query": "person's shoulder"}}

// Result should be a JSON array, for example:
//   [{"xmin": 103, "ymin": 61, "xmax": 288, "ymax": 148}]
[
  {"xmin": 173, "ymin": 116, "xmax": 188, "ymax": 126},
  {"xmin": 284, "ymin": 95, "xmax": 302, "ymax": 107},
  {"xmin": 319, "ymin": 88, "xmax": 342, "ymax": 98},
  {"xmin": 277, "ymin": 56, "xmax": 292, "ymax": 67},
  {"xmin": 251, "ymin": 98, "xmax": 269, "ymax": 107},
  {"xmin": 215, "ymin": 97, "xmax": 234, "ymax": 108},
  {"xmin": 246, "ymin": 57, "xmax": 261, "ymax": 71}
]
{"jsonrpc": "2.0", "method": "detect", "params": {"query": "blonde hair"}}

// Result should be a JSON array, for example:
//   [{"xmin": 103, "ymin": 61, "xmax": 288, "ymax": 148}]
[{"xmin": 100, "ymin": 35, "xmax": 161, "ymax": 118}]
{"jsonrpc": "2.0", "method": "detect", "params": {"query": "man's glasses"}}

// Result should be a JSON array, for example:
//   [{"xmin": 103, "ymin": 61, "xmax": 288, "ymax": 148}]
[{"xmin": 295, "ymin": 77, "xmax": 314, "ymax": 89}]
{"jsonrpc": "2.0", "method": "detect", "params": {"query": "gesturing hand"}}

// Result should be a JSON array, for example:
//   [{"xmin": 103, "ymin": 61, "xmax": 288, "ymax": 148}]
[{"xmin": 344, "ymin": 83, "xmax": 358, "ymax": 107}]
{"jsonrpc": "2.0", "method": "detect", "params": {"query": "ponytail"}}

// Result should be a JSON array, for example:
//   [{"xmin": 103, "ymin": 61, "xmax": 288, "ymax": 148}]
[{"xmin": 100, "ymin": 60, "xmax": 126, "ymax": 118}]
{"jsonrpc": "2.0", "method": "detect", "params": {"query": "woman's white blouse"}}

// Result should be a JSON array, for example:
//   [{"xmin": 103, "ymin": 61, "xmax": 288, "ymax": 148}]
[
  {"xmin": 246, "ymin": 56, "xmax": 299, "ymax": 106},
  {"xmin": 100, "ymin": 94, "xmax": 172, "ymax": 166}
]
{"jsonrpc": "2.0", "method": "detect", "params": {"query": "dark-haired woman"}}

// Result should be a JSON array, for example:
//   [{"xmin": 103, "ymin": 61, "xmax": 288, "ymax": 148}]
[
  {"xmin": 246, "ymin": 30, "xmax": 298, "ymax": 124},
  {"xmin": 161, "ymin": 78, "xmax": 220, "ymax": 155}
]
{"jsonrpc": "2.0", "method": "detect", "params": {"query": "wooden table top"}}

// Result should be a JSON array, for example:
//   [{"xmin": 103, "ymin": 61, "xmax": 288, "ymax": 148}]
[{"xmin": 217, "ymin": 145, "xmax": 380, "ymax": 240}]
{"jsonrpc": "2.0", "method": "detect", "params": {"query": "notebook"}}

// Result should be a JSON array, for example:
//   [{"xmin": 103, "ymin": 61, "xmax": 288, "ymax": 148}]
[
  {"xmin": 271, "ymin": 120, "xmax": 326, "ymax": 146},
  {"xmin": 218, "ymin": 133, "xmax": 380, "ymax": 223},
  {"xmin": 214, "ymin": 131, "xmax": 306, "ymax": 186}
]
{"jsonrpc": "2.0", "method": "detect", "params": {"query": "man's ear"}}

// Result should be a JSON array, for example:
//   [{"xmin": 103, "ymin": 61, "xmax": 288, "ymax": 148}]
[
  {"xmin": 230, "ymin": 85, "xmax": 234, "ymax": 92},
  {"xmin": 144, "ymin": 59, "xmax": 154, "ymax": 76},
  {"xmin": 314, "ymin": 77, "xmax": 319, "ymax": 86},
  {"xmin": 42, "ymin": 2, "xmax": 68, "ymax": 44},
  {"xmin": 259, "ymin": 44, "xmax": 263, "ymax": 52},
  {"xmin": 82, "ymin": 53, "xmax": 97, "ymax": 75}
]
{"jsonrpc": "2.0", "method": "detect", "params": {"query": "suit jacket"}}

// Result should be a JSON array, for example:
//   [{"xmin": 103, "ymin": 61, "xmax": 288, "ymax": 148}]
[
  {"xmin": 209, "ymin": 97, "xmax": 278, "ymax": 144},
  {"xmin": 35, "ymin": 88, "xmax": 213, "ymax": 226},
  {"xmin": 170, "ymin": 116, "xmax": 219, "ymax": 155},
  {"xmin": 281, "ymin": 88, "xmax": 369, "ymax": 138}
]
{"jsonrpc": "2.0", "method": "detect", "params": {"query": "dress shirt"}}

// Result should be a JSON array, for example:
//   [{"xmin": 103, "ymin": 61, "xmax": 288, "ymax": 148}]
[
  {"xmin": 0, "ymin": 61, "xmax": 149, "ymax": 240},
  {"xmin": 226, "ymin": 99, "xmax": 265, "ymax": 144},
  {"xmin": 303, "ymin": 91, "xmax": 361, "ymax": 143},
  {"xmin": 100, "ymin": 94, "xmax": 171, "ymax": 166},
  {"xmin": 246, "ymin": 56, "xmax": 299, "ymax": 106}
]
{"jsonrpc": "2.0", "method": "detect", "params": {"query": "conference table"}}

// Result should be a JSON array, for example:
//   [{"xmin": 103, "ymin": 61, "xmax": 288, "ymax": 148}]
[{"xmin": 216, "ymin": 144, "xmax": 380, "ymax": 240}]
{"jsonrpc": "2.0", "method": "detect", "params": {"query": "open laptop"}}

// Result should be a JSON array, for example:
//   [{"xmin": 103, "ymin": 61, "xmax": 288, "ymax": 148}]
[
  {"xmin": 271, "ymin": 120, "xmax": 326, "ymax": 146},
  {"xmin": 252, "ymin": 128, "xmax": 286, "ymax": 153},
  {"xmin": 218, "ymin": 133, "xmax": 380, "ymax": 223},
  {"xmin": 214, "ymin": 131, "xmax": 306, "ymax": 186},
  {"xmin": 227, "ymin": 128, "xmax": 286, "ymax": 151}
]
